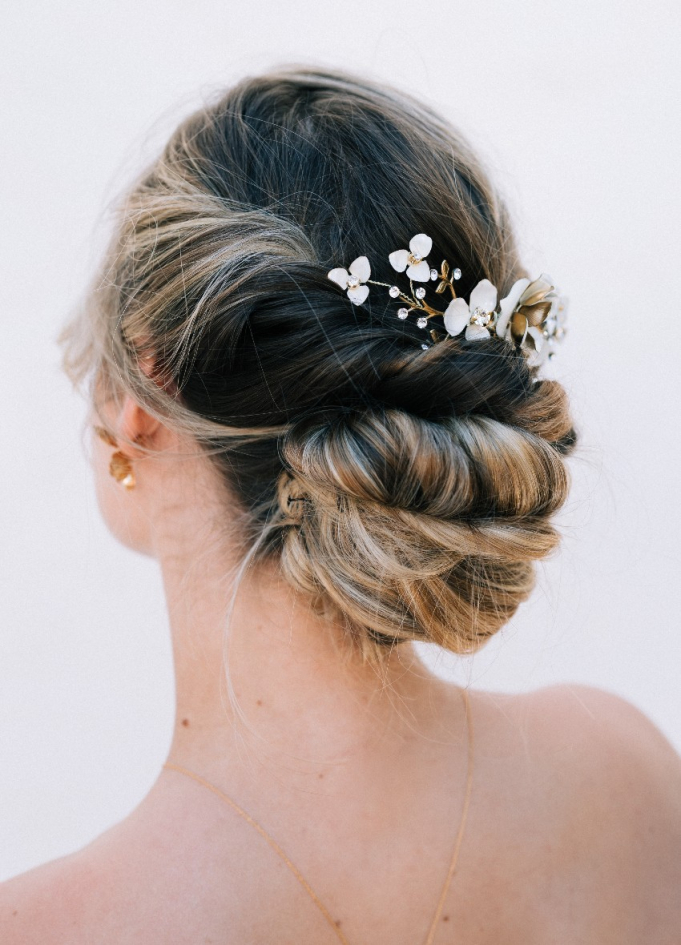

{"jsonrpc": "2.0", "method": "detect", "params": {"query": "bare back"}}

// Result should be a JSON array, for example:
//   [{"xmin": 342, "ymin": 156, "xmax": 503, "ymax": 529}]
[{"xmin": 2, "ymin": 683, "xmax": 680, "ymax": 945}]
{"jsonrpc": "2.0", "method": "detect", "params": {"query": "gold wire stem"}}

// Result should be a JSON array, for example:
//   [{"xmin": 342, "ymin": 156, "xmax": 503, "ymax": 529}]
[
  {"xmin": 415, "ymin": 299, "xmax": 445, "ymax": 318},
  {"xmin": 367, "ymin": 279, "xmax": 444, "ymax": 319},
  {"xmin": 367, "ymin": 278, "xmax": 419, "ymax": 311}
]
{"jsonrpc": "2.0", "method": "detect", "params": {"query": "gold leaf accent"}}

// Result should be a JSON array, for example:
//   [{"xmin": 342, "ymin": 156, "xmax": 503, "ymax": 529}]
[
  {"xmin": 510, "ymin": 312, "xmax": 529, "ymax": 345},
  {"xmin": 526, "ymin": 331, "xmax": 540, "ymax": 352},
  {"xmin": 441, "ymin": 260, "xmax": 450, "ymax": 279},
  {"xmin": 518, "ymin": 300, "xmax": 552, "ymax": 326},
  {"xmin": 521, "ymin": 285, "xmax": 554, "ymax": 307}
]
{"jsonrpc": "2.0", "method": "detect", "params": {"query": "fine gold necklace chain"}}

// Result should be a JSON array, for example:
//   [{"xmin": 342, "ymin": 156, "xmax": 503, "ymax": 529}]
[{"xmin": 163, "ymin": 687, "xmax": 474, "ymax": 945}]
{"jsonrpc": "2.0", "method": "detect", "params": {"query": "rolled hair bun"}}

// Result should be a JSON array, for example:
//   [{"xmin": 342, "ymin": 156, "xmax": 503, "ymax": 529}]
[
  {"xmin": 59, "ymin": 67, "xmax": 577, "ymax": 661},
  {"xmin": 278, "ymin": 379, "xmax": 573, "ymax": 653}
]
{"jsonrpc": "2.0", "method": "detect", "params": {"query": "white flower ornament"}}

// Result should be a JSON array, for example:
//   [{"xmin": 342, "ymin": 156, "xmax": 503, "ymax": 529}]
[
  {"xmin": 532, "ymin": 294, "xmax": 568, "ymax": 366},
  {"xmin": 495, "ymin": 273, "xmax": 559, "ymax": 360},
  {"xmin": 388, "ymin": 233, "xmax": 433, "ymax": 282},
  {"xmin": 495, "ymin": 277, "xmax": 531, "ymax": 341},
  {"xmin": 327, "ymin": 255, "xmax": 371, "ymax": 305},
  {"xmin": 443, "ymin": 279, "xmax": 498, "ymax": 340},
  {"xmin": 326, "ymin": 230, "xmax": 567, "ymax": 363}
]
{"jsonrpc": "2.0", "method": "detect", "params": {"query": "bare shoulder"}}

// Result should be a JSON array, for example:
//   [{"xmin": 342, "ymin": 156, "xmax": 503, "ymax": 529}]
[
  {"xmin": 0, "ymin": 851, "xmax": 92, "ymax": 945},
  {"xmin": 519, "ymin": 682, "xmax": 681, "ymax": 792},
  {"xmin": 0, "ymin": 777, "xmax": 233, "ymax": 945},
  {"xmin": 0, "ymin": 793, "xmax": 172, "ymax": 944},
  {"xmin": 508, "ymin": 682, "xmax": 681, "ymax": 826},
  {"xmin": 476, "ymin": 682, "xmax": 681, "ymax": 938}
]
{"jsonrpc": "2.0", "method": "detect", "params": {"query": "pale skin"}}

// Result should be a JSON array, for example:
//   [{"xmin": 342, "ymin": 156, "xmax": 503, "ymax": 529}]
[{"xmin": 1, "ymin": 391, "xmax": 681, "ymax": 944}]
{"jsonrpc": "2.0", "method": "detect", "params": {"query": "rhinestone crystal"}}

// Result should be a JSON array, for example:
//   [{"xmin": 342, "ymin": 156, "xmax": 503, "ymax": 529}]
[
  {"xmin": 421, "ymin": 343, "xmax": 429, "ymax": 350},
  {"xmin": 430, "ymin": 268, "xmax": 438, "ymax": 280},
  {"xmin": 415, "ymin": 287, "xmax": 426, "ymax": 299},
  {"xmin": 397, "ymin": 308, "xmax": 409, "ymax": 319},
  {"xmin": 416, "ymin": 317, "xmax": 428, "ymax": 329},
  {"xmin": 470, "ymin": 307, "xmax": 491, "ymax": 326},
  {"xmin": 347, "ymin": 276, "xmax": 360, "ymax": 289},
  {"xmin": 388, "ymin": 285, "xmax": 400, "ymax": 298},
  {"xmin": 452, "ymin": 268, "xmax": 462, "ymax": 280}
]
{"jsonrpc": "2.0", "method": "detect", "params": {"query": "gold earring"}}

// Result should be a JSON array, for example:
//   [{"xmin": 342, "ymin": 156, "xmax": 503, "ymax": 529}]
[
  {"xmin": 109, "ymin": 451, "xmax": 136, "ymax": 490},
  {"xmin": 93, "ymin": 425, "xmax": 136, "ymax": 490}
]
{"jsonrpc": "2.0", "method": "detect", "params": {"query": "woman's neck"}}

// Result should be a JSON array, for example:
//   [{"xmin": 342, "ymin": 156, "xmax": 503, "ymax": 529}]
[{"xmin": 159, "ymin": 533, "xmax": 442, "ymax": 790}]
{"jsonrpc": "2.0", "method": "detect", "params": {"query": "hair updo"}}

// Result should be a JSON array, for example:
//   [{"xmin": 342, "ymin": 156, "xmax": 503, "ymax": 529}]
[{"xmin": 60, "ymin": 67, "xmax": 576, "ymax": 662}]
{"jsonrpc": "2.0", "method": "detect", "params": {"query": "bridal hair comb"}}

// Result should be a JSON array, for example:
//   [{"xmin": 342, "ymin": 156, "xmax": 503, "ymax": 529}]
[{"xmin": 328, "ymin": 233, "xmax": 567, "ymax": 364}]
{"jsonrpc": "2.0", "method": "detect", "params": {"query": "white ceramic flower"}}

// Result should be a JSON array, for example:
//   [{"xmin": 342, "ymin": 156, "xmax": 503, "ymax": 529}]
[
  {"xmin": 495, "ymin": 277, "xmax": 531, "ymax": 341},
  {"xmin": 529, "ymin": 295, "xmax": 568, "ymax": 366},
  {"xmin": 495, "ymin": 274, "xmax": 555, "ymax": 351},
  {"xmin": 443, "ymin": 279, "xmax": 498, "ymax": 340},
  {"xmin": 327, "ymin": 256, "xmax": 371, "ymax": 305},
  {"xmin": 388, "ymin": 233, "xmax": 433, "ymax": 282},
  {"xmin": 543, "ymin": 295, "xmax": 568, "ymax": 342}
]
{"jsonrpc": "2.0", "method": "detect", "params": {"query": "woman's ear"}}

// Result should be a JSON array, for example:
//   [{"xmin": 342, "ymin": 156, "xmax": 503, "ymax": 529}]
[
  {"xmin": 97, "ymin": 352, "xmax": 175, "ymax": 454},
  {"xmin": 118, "ymin": 351, "xmax": 178, "ymax": 452},
  {"xmin": 118, "ymin": 396, "xmax": 162, "ymax": 454}
]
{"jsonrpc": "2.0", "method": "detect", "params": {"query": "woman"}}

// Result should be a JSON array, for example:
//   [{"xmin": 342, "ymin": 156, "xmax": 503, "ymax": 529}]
[{"xmin": 2, "ymin": 68, "xmax": 680, "ymax": 943}]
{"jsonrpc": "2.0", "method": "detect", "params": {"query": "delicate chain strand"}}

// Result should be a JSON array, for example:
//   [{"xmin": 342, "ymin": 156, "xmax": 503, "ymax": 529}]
[
  {"xmin": 423, "ymin": 687, "xmax": 474, "ymax": 945},
  {"xmin": 163, "ymin": 761, "xmax": 351, "ymax": 944},
  {"xmin": 163, "ymin": 687, "xmax": 473, "ymax": 945}
]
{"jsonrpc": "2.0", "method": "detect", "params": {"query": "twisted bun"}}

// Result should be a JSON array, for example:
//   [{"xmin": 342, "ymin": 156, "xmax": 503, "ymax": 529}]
[
  {"xmin": 278, "ymin": 385, "xmax": 572, "ymax": 654},
  {"xmin": 60, "ymin": 67, "xmax": 577, "ymax": 661}
]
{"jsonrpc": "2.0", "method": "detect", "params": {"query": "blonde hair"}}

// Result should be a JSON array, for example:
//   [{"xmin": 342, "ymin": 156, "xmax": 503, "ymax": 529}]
[{"xmin": 60, "ymin": 67, "xmax": 576, "ymax": 663}]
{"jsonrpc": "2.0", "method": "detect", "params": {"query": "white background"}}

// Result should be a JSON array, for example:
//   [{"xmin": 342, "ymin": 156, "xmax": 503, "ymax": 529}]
[{"xmin": 1, "ymin": 0, "xmax": 679, "ymax": 881}]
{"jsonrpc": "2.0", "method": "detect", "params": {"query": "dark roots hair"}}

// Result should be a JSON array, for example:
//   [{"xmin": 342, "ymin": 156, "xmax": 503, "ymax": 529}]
[{"xmin": 60, "ymin": 67, "xmax": 576, "ymax": 662}]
